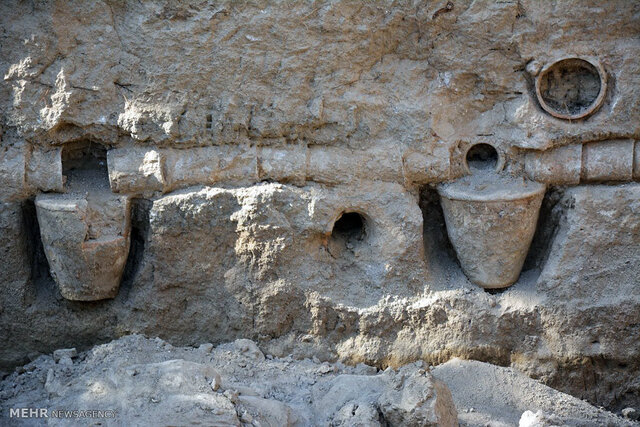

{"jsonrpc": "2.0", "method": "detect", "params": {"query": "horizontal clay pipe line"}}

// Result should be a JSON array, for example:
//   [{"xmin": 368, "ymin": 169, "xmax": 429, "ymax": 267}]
[
  {"xmin": 107, "ymin": 140, "xmax": 640, "ymax": 196},
  {"xmin": 15, "ymin": 143, "xmax": 450, "ymax": 197},
  {"xmin": 104, "ymin": 144, "xmax": 455, "ymax": 195},
  {"xmin": 525, "ymin": 139, "xmax": 640, "ymax": 185},
  {"xmin": 19, "ymin": 138, "xmax": 640, "ymax": 198}
]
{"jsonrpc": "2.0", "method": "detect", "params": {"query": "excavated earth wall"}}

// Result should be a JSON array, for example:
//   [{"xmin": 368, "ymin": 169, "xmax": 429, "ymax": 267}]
[{"xmin": 1, "ymin": 0, "xmax": 639, "ymax": 412}]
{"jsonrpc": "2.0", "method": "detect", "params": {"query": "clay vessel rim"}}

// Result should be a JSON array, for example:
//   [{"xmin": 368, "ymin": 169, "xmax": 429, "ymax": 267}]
[
  {"xmin": 437, "ymin": 181, "xmax": 546, "ymax": 202},
  {"xmin": 35, "ymin": 193, "xmax": 88, "ymax": 211}
]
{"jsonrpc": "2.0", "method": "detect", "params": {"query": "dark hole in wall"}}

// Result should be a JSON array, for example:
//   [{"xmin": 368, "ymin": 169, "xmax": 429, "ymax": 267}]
[
  {"xmin": 466, "ymin": 143, "xmax": 498, "ymax": 172},
  {"xmin": 331, "ymin": 212, "xmax": 366, "ymax": 243},
  {"xmin": 119, "ymin": 199, "xmax": 152, "ymax": 297},
  {"xmin": 21, "ymin": 199, "xmax": 54, "ymax": 298},
  {"xmin": 61, "ymin": 141, "xmax": 109, "ymax": 190},
  {"xmin": 522, "ymin": 187, "xmax": 566, "ymax": 272}
]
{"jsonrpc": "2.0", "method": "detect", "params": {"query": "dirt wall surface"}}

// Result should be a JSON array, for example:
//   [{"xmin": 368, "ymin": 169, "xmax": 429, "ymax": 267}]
[{"xmin": 1, "ymin": 0, "xmax": 639, "ymax": 420}]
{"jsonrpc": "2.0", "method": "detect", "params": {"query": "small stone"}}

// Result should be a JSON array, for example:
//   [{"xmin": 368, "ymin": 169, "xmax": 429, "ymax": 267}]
[
  {"xmin": 198, "ymin": 343, "xmax": 214, "ymax": 353},
  {"xmin": 622, "ymin": 407, "xmax": 639, "ymax": 420},
  {"xmin": 234, "ymin": 339, "xmax": 265, "ymax": 361},
  {"xmin": 58, "ymin": 356, "xmax": 73, "ymax": 366},
  {"xmin": 53, "ymin": 348, "xmax": 77, "ymax": 362},
  {"xmin": 317, "ymin": 364, "xmax": 334, "ymax": 375},
  {"xmin": 223, "ymin": 389, "xmax": 239, "ymax": 403},
  {"xmin": 240, "ymin": 411, "xmax": 253, "ymax": 423},
  {"xmin": 211, "ymin": 373, "xmax": 222, "ymax": 391},
  {"xmin": 44, "ymin": 369, "xmax": 58, "ymax": 396}
]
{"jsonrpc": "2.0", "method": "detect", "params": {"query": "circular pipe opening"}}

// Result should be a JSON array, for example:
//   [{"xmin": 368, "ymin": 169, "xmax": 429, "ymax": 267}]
[
  {"xmin": 535, "ymin": 58, "xmax": 606, "ymax": 120},
  {"xmin": 465, "ymin": 143, "xmax": 500, "ymax": 173},
  {"xmin": 331, "ymin": 212, "xmax": 366, "ymax": 243}
]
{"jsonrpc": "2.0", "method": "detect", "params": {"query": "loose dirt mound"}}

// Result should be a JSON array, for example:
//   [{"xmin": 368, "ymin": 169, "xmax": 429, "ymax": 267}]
[
  {"xmin": 2, "ymin": 335, "xmax": 635, "ymax": 426},
  {"xmin": 0, "ymin": 335, "xmax": 457, "ymax": 426}
]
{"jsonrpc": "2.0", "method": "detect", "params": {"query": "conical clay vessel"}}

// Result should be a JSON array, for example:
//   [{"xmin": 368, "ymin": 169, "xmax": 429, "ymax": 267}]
[
  {"xmin": 35, "ymin": 190, "xmax": 131, "ymax": 301},
  {"xmin": 438, "ymin": 174, "xmax": 545, "ymax": 288}
]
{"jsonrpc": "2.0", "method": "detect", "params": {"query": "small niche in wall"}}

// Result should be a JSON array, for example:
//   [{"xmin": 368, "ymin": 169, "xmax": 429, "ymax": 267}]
[
  {"xmin": 535, "ymin": 58, "xmax": 606, "ymax": 120},
  {"xmin": 61, "ymin": 141, "xmax": 109, "ymax": 191}
]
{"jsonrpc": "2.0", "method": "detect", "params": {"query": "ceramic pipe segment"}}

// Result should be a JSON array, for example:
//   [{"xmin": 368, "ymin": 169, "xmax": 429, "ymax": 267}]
[
  {"xmin": 525, "ymin": 139, "xmax": 639, "ymax": 185},
  {"xmin": 26, "ymin": 147, "xmax": 64, "ymax": 193},
  {"xmin": 0, "ymin": 144, "xmax": 65, "ymax": 202}
]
